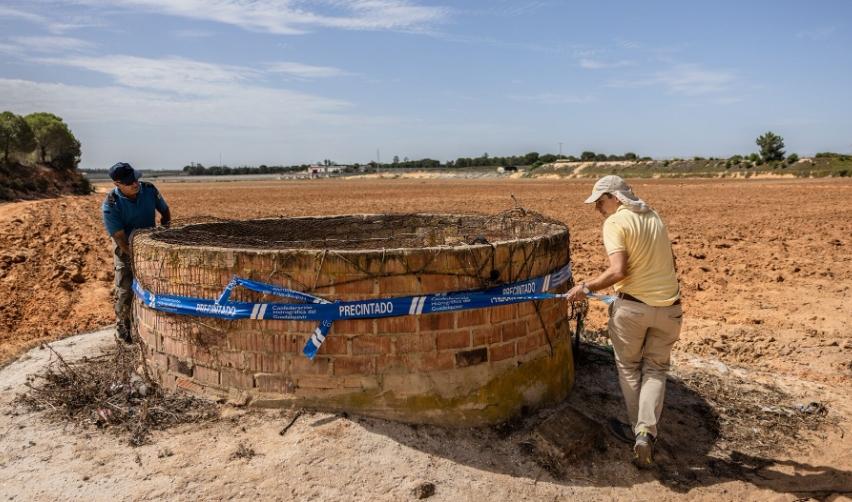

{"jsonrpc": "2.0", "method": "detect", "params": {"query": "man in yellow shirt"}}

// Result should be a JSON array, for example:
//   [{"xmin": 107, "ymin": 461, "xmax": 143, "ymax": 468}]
[{"xmin": 566, "ymin": 175, "xmax": 682, "ymax": 468}]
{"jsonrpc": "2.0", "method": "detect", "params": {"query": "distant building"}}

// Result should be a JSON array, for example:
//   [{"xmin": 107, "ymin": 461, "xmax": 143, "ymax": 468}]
[{"xmin": 308, "ymin": 164, "xmax": 343, "ymax": 176}]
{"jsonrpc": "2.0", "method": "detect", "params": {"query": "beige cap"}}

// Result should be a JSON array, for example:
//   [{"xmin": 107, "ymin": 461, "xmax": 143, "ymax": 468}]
[{"xmin": 584, "ymin": 175, "xmax": 631, "ymax": 203}]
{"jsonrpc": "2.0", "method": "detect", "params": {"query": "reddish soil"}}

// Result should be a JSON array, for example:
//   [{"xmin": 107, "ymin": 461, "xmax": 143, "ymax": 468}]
[
  {"xmin": 0, "ymin": 177, "xmax": 850, "ymax": 500},
  {"xmin": 4, "ymin": 178, "xmax": 848, "ymax": 383}
]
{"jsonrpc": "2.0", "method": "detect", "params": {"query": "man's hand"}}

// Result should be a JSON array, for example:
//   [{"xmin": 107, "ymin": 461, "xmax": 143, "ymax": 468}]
[
  {"xmin": 565, "ymin": 283, "xmax": 588, "ymax": 302},
  {"xmin": 160, "ymin": 207, "xmax": 171, "ymax": 228},
  {"xmin": 111, "ymin": 230, "xmax": 131, "ymax": 257}
]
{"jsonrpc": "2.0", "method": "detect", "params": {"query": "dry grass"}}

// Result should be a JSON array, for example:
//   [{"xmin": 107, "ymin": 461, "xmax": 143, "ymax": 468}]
[
  {"xmin": 676, "ymin": 371, "xmax": 838, "ymax": 454},
  {"xmin": 14, "ymin": 340, "xmax": 218, "ymax": 446}
]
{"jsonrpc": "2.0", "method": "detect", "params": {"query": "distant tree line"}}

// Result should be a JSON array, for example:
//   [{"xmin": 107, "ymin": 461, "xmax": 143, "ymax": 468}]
[
  {"xmin": 180, "ymin": 131, "xmax": 846, "ymax": 176},
  {"xmin": 0, "ymin": 111, "xmax": 81, "ymax": 169},
  {"xmin": 182, "ymin": 163, "xmax": 310, "ymax": 175},
  {"xmin": 181, "ymin": 152, "xmax": 656, "ymax": 175}
]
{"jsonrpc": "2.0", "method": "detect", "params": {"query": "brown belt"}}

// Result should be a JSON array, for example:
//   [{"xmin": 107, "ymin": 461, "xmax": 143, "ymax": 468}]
[{"xmin": 617, "ymin": 292, "xmax": 681, "ymax": 306}]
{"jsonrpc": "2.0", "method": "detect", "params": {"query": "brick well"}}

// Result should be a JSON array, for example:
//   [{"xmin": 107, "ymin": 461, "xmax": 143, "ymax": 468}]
[{"xmin": 132, "ymin": 212, "xmax": 575, "ymax": 426}]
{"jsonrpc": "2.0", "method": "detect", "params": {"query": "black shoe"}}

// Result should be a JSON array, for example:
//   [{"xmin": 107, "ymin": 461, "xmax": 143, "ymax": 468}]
[
  {"xmin": 633, "ymin": 432, "xmax": 656, "ymax": 468},
  {"xmin": 607, "ymin": 418, "xmax": 634, "ymax": 445},
  {"xmin": 116, "ymin": 326, "xmax": 134, "ymax": 344}
]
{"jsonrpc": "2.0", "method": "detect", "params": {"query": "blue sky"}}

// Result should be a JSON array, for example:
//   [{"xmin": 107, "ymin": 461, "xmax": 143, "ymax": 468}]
[{"xmin": 1, "ymin": 1, "xmax": 850, "ymax": 169}]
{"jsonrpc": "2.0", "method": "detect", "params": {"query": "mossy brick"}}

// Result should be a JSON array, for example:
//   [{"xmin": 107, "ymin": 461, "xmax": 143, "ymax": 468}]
[
  {"xmin": 217, "ymin": 350, "xmax": 245, "ymax": 369},
  {"xmin": 375, "ymin": 354, "xmax": 407, "ymax": 373},
  {"xmin": 342, "ymin": 376, "xmax": 380, "ymax": 389},
  {"xmin": 297, "ymin": 375, "xmax": 338, "ymax": 389},
  {"xmin": 255, "ymin": 373, "xmax": 294, "ymax": 394},
  {"xmin": 490, "ymin": 341, "xmax": 516, "ymax": 362},
  {"xmin": 290, "ymin": 355, "xmax": 332, "ymax": 375},
  {"xmin": 220, "ymin": 368, "xmax": 255, "ymax": 388},
  {"xmin": 408, "ymin": 351, "xmax": 455, "ymax": 372},
  {"xmin": 333, "ymin": 356, "xmax": 376, "ymax": 376},
  {"xmin": 194, "ymin": 365, "xmax": 221, "ymax": 386},
  {"xmin": 517, "ymin": 334, "xmax": 545, "ymax": 356}
]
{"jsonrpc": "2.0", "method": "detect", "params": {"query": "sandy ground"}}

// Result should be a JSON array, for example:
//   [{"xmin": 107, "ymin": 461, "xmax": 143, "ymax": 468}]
[
  {"xmin": 1, "ymin": 330, "xmax": 849, "ymax": 501},
  {"xmin": 0, "ymin": 177, "xmax": 850, "ymax": 500}
]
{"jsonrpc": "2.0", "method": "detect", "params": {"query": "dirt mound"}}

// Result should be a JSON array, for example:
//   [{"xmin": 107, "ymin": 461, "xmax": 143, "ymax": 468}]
[
  {"xmin": 0, "ymin": 162, "xmax": 92, "ymax": 201},
  {"xmin": 0, "ymin": 195, "xmax": 113, "ymax": 365}
]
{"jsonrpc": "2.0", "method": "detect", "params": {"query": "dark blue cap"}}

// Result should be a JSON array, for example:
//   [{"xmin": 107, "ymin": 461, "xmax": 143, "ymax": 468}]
[{"xmin": 109, "ymin": 162, "xmax": 142, "ymax": 185}]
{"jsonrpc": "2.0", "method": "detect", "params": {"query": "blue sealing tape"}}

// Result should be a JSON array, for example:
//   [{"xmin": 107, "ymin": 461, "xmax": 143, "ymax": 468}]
[{"xmin": 133, "ymin": 263, "xmax": 573, "ymax": 359}]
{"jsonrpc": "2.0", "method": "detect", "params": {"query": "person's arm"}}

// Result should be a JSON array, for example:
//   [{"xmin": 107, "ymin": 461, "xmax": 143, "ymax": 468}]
[
  {"xmin": 152, "ymin": 184, "xmax": 171, "ymax": 227},
  {"xmin": 565, "ymin": 251, "xmax": 627, "ymax": 301},
  {"xmin": 159, "ymin": 207, "xmax": 171, "ymax": 227},
  {"xmin": 112, "ymin": 229, "xmax": 131, "ymax": 257}
]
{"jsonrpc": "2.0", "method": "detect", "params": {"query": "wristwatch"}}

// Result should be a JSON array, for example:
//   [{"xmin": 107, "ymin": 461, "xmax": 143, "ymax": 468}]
[{"xmin": 581, "ymin": 282, "xmax": 591, "ymax": 295}]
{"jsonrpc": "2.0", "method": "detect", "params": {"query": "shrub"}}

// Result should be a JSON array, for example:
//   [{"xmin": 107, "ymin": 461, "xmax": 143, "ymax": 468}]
[
  {"xmin": 74, "ymin": 176, "xmax": 93, "ymax": 195},
  {"xmin": 787, "ymin": 153, "xmax": 799, "ymax": 164}
]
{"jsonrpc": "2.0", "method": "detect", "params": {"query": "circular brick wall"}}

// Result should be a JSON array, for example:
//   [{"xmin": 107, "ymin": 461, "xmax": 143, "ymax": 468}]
[{"xmin": 132, "ymin": 212, "xmax": 574, "ymax": 426}]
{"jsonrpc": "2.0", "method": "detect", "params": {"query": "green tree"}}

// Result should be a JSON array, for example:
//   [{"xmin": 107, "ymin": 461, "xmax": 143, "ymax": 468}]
[
  {"xmin": 522, "ymin": 152, "xmax": 539, "ymax": 165},
  {"xmin": 0, "ymin": 111, "xmax": 37, "ymax": 163},
  {"xmin": 580, "ymin": 151, "xmax": 596, "ymax": 161},
  {"xmin": 624, "ymin": 152, "xmax": 637, "ymax": 160},
  {"xmin": 756, "ymin": 131, "xmax": 785, "ymax": 162},
  {"xmin": 23, "ymin": 112, "xmax": 80, "ymax": 169}
]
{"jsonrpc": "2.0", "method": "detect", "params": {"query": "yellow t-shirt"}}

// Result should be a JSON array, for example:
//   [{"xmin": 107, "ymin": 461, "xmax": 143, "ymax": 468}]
[{"xmin": 602, "ymin": 206, "xmax": 680, "ymax": 307}]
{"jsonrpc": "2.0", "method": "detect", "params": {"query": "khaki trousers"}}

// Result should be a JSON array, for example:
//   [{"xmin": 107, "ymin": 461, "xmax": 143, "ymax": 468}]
[{"xmin": 608, "ymin": 297, "xmax": 683, "ymax": 438}]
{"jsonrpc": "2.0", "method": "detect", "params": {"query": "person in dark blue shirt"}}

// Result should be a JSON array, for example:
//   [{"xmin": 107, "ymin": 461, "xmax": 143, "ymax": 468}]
[{"xmin": 101, "ymin": 162, "xmax": 171, "ymax": 343}]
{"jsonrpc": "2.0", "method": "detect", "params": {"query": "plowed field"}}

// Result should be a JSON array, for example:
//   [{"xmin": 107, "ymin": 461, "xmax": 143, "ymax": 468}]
[
  {"xmin": 3, "ymin": 177, "xmax": 849, "ymax": 382},
  {"xmin": 0, "ymin": 177, "xmax": 850, "ymax": 501}
]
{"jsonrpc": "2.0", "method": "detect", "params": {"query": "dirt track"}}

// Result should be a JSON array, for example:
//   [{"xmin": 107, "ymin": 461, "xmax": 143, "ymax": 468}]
[{"xmin": 0, "ymin": 177, "xmax": 850, "ymax": 500}]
